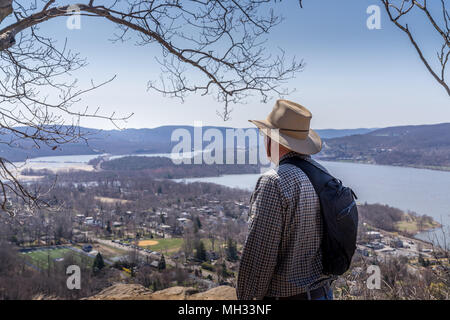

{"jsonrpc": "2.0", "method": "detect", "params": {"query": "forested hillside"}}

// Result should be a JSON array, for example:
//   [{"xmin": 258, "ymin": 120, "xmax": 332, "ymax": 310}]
[
  {"xmin": 4, "ymin": 123, "xmax": 450, "ymax": 170},
  {"xmin": 1, "ymin": 126, "xmax": 372, "ymax": 162},
  {"xmin": 318, "ymin": 123, "xmax": 450, "ymax": 169}
]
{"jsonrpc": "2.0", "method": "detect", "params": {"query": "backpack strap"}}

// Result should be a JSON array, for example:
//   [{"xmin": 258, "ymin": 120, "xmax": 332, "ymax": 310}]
[{"xmin": 279, "ymin": 157, "xmax": 334, "ymax": 195}]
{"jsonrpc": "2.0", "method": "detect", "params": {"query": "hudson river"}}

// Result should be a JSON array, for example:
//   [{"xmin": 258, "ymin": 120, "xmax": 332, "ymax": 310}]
[
  {"xmin": 20, "ymin": 154, "xmax": 450, "ymax": 245},
  {"xmin": 176, "ymin": 161, "xmax": 450, "ymax": 245}
]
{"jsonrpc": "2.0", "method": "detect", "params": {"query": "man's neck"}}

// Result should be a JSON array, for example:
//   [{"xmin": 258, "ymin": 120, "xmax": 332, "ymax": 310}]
[
  {"xmin": 272, "ymin": 148, "xmax": 294, "ymax": 165},
  {"xmin": 277, "ymin": 149, "xmax": 291, "ymax": 162},
  {"xmin": 277, "ymin": 151, "xmax": 310, "ymax": 164}
]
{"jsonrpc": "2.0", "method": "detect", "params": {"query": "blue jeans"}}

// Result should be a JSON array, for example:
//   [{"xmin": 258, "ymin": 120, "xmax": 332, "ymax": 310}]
[{"xmin": 314, "ymin": 288, "xmax": 333, "ymax": 300}]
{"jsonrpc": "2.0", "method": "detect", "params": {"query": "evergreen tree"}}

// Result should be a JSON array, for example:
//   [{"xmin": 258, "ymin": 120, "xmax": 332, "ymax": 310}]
[
  {"xmin": 193, "ymin": 222, "xmax": 199, "ymax": 234},
  {"xmin": 226, "ymin": 238, "xmax": 238, "ymax": 261},
  {"xmin": 418, "ymin": 254, "xmax": 430, "ymax": 267},
  {"xmin": 195, "ymin": 216, "xmax": 202, "ymax": 229},
  {"xmin": 220, "ymin": 261, "xmax": 229, "ymax": 278},
  {"xmin": 93, "ymin": 252, "xmax": 105, "ymax": 274},
  {"xmin": 158, "ymin": 254, "xmax": 166, "ymax": 270},
  {"xmin": 152, "ymin": 276, "xmax": 163, "ymax": 291},
  {"xmin": 195, "ymin": 241, "xmax": 207, "ymax": 262},
  {"xmin": 106, "ymin": 221, "xmax": 112, "ymax": 234}
]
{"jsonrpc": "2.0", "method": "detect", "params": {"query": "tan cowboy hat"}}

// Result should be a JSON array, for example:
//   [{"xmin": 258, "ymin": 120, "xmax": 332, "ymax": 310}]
[{"xmin": 249, "ymin": 99, "xmax": 322, "ymax": 155}]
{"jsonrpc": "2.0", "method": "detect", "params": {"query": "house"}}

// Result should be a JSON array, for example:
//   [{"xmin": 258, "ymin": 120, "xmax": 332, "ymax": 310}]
[
  {"xmin": 73, "ymin": 234, "xmax": 85, "ymax": 242},
  {"xmin": 357, "ymin": 247, "xmax": 370, "ymax": 257},
  {"xmin": 177, "ymin": 218, "xmax": 192, "ymax": 226},
  {"xmin": 82, "ymin": 244, "xmax": 93, "ymax": 252},
  {"xmin": 366, "ymin": 242, "xmax": 384, "ymax": 250},
  {"xmin": 392, "ymin": 239, "xmax": 404, "ymax": 248},
  {"xmin": 206, "ymin": 251, "xmax": 219, "ymax": 261},
  {"xmin": 234, "ymin": 201, "xmax": 249, "ymax": 209},
  {"xmin": 379, "ymin": 247, "xmax": 396, "ymax": 254},
  {"xmin": 157, "ymin": 211, "xmax": 168, "ymax": 217},
  {"xmin": 150, "ymin": 252, "xmax": 162, "ymax": 258},
  {"xmin": 366, "ymin": 231, "xmax": 382, "ymax": 240}
]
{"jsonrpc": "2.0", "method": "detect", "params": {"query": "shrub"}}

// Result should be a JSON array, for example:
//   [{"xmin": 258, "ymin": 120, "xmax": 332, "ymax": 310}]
[{"xmin": 201, "ymin": 262, "xmax": 215, "ymax": 272}]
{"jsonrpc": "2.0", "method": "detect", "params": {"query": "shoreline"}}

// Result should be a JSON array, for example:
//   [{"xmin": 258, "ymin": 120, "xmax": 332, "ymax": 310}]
[
  {"xmin": 12, "ymin": 152, "xmax": 450, "ymax": 173},
  {"xmin": 315, "ymin": 158, "xmax": 450, "ymax": 173},
  {"xmin": 414, "ymin": 226, "xmax": 448, "ymax": 246}
]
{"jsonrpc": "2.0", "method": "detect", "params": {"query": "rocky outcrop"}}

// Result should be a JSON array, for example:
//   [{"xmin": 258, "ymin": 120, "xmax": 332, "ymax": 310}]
[
  {"xmin": 32, "ymin": 294, "xmax": 60, "ymax": 300},
  {"xmin": 188, "ymin": 286, "xmax": 237, "ymax": 300},
  {"xmin": 148, "ymin": 286, "xmax": 198, "ymax": 300},
  {"xmin": 87, "ymin": 283, "xmax": 154, "ymax": 300},
  {"xmin": 86, "ymin": 284, "xmax": 236, "ymax": 300}
]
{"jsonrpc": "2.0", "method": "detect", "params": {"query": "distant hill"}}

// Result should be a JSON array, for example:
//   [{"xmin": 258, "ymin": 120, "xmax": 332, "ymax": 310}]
[
  {"xmin": 3, "ymin": 123, "xmax": 449, "ymax": 170},
  {"xmin": 318, "ymin": 123, "xmax": 450, "ymax": 169},
  {"xmin": 1, "ymin": 126, "xmax": 375, "ymax": 162},
  {"xmin": 314, "ymin": 128, "xmax": 376, "ymax": 138}
]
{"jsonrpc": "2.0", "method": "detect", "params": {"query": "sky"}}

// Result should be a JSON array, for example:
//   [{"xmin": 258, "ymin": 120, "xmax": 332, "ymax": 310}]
[{"xmin": 36, "ymin": 0, "xmax": 450, "ymax": 130}]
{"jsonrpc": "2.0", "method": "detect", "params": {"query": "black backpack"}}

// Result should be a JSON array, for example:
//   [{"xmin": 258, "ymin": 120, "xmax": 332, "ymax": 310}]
[{"xmin": 280, "ymin": 157, "xmax": 359, "ymax": 276}]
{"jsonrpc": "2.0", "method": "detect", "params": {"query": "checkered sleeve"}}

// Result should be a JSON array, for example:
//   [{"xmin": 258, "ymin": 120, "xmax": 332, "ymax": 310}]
[{"xmin": 237, "ymin": 174, "xmax": 283, "ymax": 300}]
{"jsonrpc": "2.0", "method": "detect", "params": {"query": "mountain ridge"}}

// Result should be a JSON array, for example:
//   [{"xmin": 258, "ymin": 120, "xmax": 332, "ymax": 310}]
[
  {"xmin": 3, "ymin": 123, "xmax": 449, "ymax": 170},
  {"xmin": 1, "ymin": 125, "xmax": 376, "ymax": 161},
  {"xmin": 318, "ymin": 122, "xmax": 450, "ymax": 169}
]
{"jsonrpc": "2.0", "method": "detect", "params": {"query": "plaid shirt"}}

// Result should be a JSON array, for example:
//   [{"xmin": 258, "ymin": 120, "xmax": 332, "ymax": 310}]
[{"xmin": 237, "ymin": 152, "xmax": 331, "ymax": 300}]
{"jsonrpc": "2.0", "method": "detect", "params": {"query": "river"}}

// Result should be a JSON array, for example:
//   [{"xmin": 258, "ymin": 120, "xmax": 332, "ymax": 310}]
[
  {"xmin": 16, "ymin": 153, "xmax": 450, "ymax": 246},
  {"xmin": 176, "ymin": 161, "xmax": 450, "ymax": 246}
]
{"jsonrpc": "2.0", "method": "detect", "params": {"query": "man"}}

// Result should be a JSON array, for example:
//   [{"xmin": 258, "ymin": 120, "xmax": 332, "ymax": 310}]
[{"xmin": 237, "ymin": 99, "xmax": 333, "ymax": 300}]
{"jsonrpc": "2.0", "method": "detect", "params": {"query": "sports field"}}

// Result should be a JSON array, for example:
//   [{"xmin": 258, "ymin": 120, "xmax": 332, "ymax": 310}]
[
  {"xmin": 138, "ymin": 240, "xmax": 159, "ymax": 246},
  {"xmin": 21, "ymin": 247, "xmax": 93, "ymax": 270},
  {"xmin": 138, "ymin": 238, "xmax": 183, "ymax": 252},
  {"xmin": 122, "ymin": 237, "xmax": 235, "ymax": 256},
  {"xmin": 138, "ymin": 238, "xmax": 230, "ymax": 253}
]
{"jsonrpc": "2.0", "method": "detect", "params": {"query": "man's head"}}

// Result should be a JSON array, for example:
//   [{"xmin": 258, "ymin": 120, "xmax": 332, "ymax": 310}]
[
  {"xmin": 249, "ymin": 99, "xmax": 322, "ymax": 161},
  {"xmin": 264, "ymin": 135, "xmax": 293, "ymax": 164}
]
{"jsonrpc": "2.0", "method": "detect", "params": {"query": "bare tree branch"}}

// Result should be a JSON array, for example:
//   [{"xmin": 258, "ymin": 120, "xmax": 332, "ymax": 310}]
[
  {"xmin": 0, "ymin": 0, "xmax": 12, "ymax": 24},
  {"xmin": 296, "ymin": 0, "xmax": 449, "ymax": 96},
  {"xmin": 381, "ymin": 0, "xmax": 450, "ymax": 96},
  {"xmin": 0, "ymin": 1, "xmax": 303, "ymax": 216}
]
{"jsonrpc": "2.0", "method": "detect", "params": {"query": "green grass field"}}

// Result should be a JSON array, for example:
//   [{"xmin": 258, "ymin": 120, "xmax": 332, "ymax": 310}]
[
  {"xmin": 137, "ymin": 238, "xmax": 234, "ymax": 254},
  {"xmin": 22, "ymin": 247, "xmax": 93, "ymax": 270},
  {"xmin": 396, "ymin": 220, "xmax": 441, "ymax": 234},
  {"xmin": 139, "ymin": 238, "xmax": 184, "ymax": 252},
  {"xmin": 119, "ymin": 237, "xmax": 241, "ymax": 257}
]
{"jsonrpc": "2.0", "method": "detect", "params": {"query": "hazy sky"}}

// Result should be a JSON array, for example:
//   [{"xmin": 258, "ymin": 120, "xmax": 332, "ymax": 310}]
[{"xmin": 41, "ymin": 0, "xmax": 449, "ymax": 130}]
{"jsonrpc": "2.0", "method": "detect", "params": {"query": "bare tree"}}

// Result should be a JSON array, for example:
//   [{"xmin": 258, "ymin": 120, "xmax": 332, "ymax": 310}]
[
  {"xmin": 0, "ymin": 1, "xmax": 303, "ymax": 216},
  {"xmin": 381, "ymin": 1, "xmax": 449, "ymax": 96}
]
